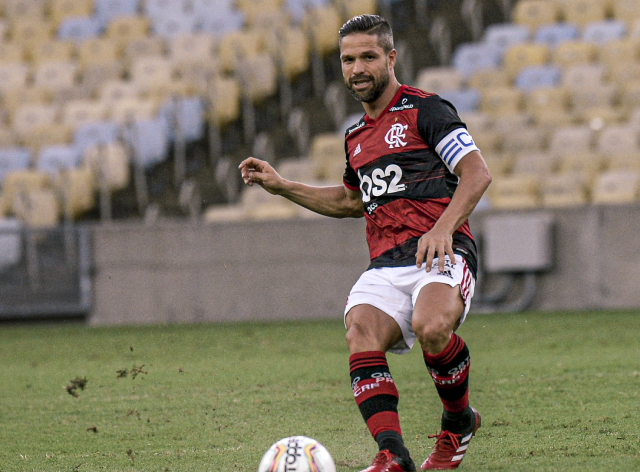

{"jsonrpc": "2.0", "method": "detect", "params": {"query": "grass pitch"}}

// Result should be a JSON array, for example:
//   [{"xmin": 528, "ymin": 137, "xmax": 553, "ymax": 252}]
[{"xmin": 1, "ymin": 310, "xmax": 639, "ymax": 471}]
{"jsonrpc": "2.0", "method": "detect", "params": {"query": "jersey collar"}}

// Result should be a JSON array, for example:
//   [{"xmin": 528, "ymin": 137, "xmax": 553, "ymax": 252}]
[{"xmin": 363, "ymin": 84, "xmax": 406, "ymax": 125}]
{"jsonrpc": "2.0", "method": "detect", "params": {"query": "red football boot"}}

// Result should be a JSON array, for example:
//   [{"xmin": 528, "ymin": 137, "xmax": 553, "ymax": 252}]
[
  {"xmin": 360, "ymin": 449, "xmax": 416, "ymax": 472},
  {"xmin": 420, "ymin": 407, "xmax": 481, "ymax": 470}
]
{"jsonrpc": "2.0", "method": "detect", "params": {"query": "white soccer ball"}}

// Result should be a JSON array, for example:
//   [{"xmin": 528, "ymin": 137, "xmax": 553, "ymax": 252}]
[{"xmin": 258, "ymin": 436, "xmax": 336, "ymax": 472}]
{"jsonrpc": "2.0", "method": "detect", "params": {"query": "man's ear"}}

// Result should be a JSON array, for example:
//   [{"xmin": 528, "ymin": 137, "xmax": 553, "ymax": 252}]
[{"xmin": 387, "ymin": 49, "xmax": 397, "ymax": 69}]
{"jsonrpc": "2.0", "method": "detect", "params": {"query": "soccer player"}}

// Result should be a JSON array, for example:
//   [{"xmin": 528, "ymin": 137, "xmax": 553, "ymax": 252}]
[{"xmin": 239, "ymin": 14, "xmax": 492, "ymax": 472}]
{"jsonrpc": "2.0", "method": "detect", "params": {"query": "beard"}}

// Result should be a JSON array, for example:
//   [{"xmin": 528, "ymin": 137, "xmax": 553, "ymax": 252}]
[{"xmin": 346, "ymin": 67, "xmax": 390, "ymax": 103}]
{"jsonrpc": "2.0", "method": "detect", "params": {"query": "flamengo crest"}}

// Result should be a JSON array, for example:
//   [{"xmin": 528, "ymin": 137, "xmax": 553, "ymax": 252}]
[{"xmin": 385, "ymin": 123, "xmax": 408, "ymax": 148}]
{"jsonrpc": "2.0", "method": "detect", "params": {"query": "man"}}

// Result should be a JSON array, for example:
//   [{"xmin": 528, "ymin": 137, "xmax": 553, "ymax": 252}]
[{"xmin": 239, "ymin": 14, "xmax": 492, "ymax": 472}]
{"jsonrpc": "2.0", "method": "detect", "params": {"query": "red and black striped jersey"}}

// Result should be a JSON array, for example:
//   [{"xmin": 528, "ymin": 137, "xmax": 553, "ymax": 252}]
[{"xmin": 343, "ymin": 84, "xmax": 480, "ymax": 276}]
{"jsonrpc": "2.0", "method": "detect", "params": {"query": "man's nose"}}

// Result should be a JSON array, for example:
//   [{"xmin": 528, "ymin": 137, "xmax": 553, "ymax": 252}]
[{"xmin": 352, "ymin": 59, "xmax": 366, "ymax": 75}]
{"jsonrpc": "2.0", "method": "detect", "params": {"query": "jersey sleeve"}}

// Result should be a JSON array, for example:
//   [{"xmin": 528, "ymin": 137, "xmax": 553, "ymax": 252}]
[
  {"xmin": 417, "ymin": 95, "xmax": 480, "ymax": 173},
  {"xmin": 343, "ymin": 139, "xmax": 360, "ymax": 191}
]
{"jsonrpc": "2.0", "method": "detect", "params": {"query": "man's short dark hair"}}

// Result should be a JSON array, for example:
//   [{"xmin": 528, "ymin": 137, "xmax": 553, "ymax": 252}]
[{"xmin": 338, "ymin": 14, "xmax": 394, "ymax": 54}]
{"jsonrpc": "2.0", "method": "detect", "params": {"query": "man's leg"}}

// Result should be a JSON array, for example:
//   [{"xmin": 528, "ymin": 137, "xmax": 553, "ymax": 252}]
[
  {"xmin": 346, "ymin": 305, "xmax": 416, "ymax": 471},
  {"xmin": 412, "ymin": 283, "xmax": 480, "ymax": 470}
]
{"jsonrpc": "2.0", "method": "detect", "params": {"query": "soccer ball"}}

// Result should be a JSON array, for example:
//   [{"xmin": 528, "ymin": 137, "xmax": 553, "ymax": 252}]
[{"xmin": 258, "ymin": 436, "xmax": 336, "ymax": 472}]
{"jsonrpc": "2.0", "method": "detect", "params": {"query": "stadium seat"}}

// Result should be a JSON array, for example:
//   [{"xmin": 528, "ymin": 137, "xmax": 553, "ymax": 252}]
[
  {"xmin": 534, "ymin": 23, "xmax": 579, "ymax": 48},
  {"xmin": 236, "ymin": 0, "xmax": 283, "ymax": 26},
  {"xmin": 32, "ymin": 61, "xmax": 78, "ymax": 94},
  {"xmin": 27, "ymin": 39, "xmax": 75, "ymax": 65},
  {"xmin": 266, "ymin": 26, "xmax": 310, "ymax": 81},
  {"xmin": 303, "ymin": 4, "xmax": 342, "ymax": 56},
  {"xmin": 206, "ymin": 76, "xmax": 241, "ymax": 127},
  {"xmin": 4, "ymin": 0, "xmax": 47, "ymax": 20},
  {"xmin": 525, "ymin": 87, "xmax": 573, "ymax": 126},
  {"xmin": 124, "ymin": 37, "xmax": 166, "ymax": 66},
  {"xmin": 144, "ymin": 0, "xmax": 186, "ymax": 19},
  {"xmin": 21, "ymin": 123, "xmax": 72, "ymax": 153},
  {"xmin": 562, "ymin": 64, "xmax": 606, "ymax": 90},
  {"xmin": 57, "ymin": 16, "xmax": 102, "ymax": 42},
  {"xmin": 552, "ymin": 40, "xmax": 598, "ymax": 68},
  {"xmin": 479, "ymin": 86, "xmax": 524, "ymax": 117},
  {"xmin": 83, "ymin": 142, "xmax": 130, "ymax": 191},
  {"xmin": 511, "ymin": 150, "xmax": 557, "ymax": 176},
  {"xmin": 513, "ymin": 0, "xmax": 560, "ymax": 30},
  {"xmin": 2, "ymin": 169, "xmax": 51, "ymax": 211},
  {"xmin": 36, "ymin": 145, "xmax": 82, "ymax": 176},
  {"xmin": 439, "ymin": 89, "xmax": 480, "ymax": 113},
  {"xmin": 502, "ymin": 43, "xmax": 550, "ymax": 80},
  {"xmin": 73, "ymin": 120, "xmax": 120, "ymax": 154},
  {"xmin": 158, "ymin": 96, "xmax": 205, "ymax": 142},
  {"xmin": 416, "ymin": 67, "xmax": 466, "ymax": 93},
  {"xmin": 557, "ymin": 152, "xmax": 604, "ymax": 185},
  {"xmin": 482, "ymin": 153, "xmax": 513, "ymax": 177},
  {"xmin": 129, "ymin": 56, "xmax": 175, "ymax": 91},
  {"xmin": 50, "ymin": 0, "xmax": 94, "ymax": 26},
  {"xmin": 549, "ymin": 125, "xmax": 595, "ymax": 156},
  {"xmin": 0, "ymin": 64, "xmax": 29, "ymax": 92},
  {"xmin": 0, "ymin": 127, "xmax": 17, "ymax": 148},
  {"xmin": 560, "ymin": 0, "xmax": 609, "ymax": 29},
  {"xmin": 0, "ymin": 148, "xmax": 32, "ymax": 183},
  {"xmin": 0, "ymin": 42, "xmax": 25, "ymax": 63},
  {"xmin": 540, "ymin": 172, "xmax": 589, "ymax": 207},
  {"xmin": 502, "ymin": 126, "xmax": 548, "ymax": 153},
  {"xmin": 108, "ymin": 97, "xmax": 158, "ymax": 124},
  {"xmin": 483, "ymin": 23, "xmax": 530, "ymax": 52},
  {"xmin": 452, "ymin": 43, "xmax": 503, "ymax": 78},
  {"xmin": 99, "ymin": 80, "xmax": 140, "ymax": 102},
  {"xmin": 612, "ymin": 0, "xmax": 640, "ymax": 28},
  {"xmin": 309, "ymin": 133, "xmax": 345, "ymax": 182},
  {"xmin": 12, "ymin": 104, "xmax": 59, "ymax": 136},
  {"xmin": 197, "ymin": 7, "xmax": 245, "ymax": 37},
  {"xmin": 277, "ymin": 157, "xmax": 318, "ymax": 184},
  {"xmin": 597, "ymin": 124, "xmax": 640, "ymax": 155},
  {"xmin": 152, "ymin": 13, "xmax": 198, "ymax": 37},
  {"xmin": 515, "ymin": 65, "xmax": 562, "ymax": 92},
  {"xmin": 218, "ymin": 30, "xmax": 263, "ymax": 73},
  {"xmin": 488, "ymin": 174, "xmax": 541, "ymax": 209},
  {"xmin": 468, "ymin": 68, "xmax": 511, "ymax": 91},
  {"xmin": 599, "ymin": 39, "xmax": 640, "ymax": 74},
  {"xmin": 237, "ymin": 54, "xmax": 278, "ymax": 104},
  {"xmin": 77, "ymin": 37, "xmax": 121, "ymax": 67},
  {"xmin": 168, "ymin": 33, "xmax": 216, "ymax": 69},
  {"xmin": 0, "ymin": 217, "xmax": 22, "ymax": 266},
  {"xmin": 591, "ymin": 169, "xmax": 640, "ymax": 204},
  {"xmin": 62, "ymin": 100, "xmax": 108, "ymax": 128},
  {"xmin": 582, "ymin": 20, "xmax": 626, "ymax": 45},
  {"xmin": 53, "ymin": 166, "xmax": 97, "ymax": 219},
  {"xmin": 469, "ymin": 128, "xmax": 502, "ymax": 154},
  {"xmin": 125, "ymin": 117, "xmax": 170, "ymax": 168},
  {"xmin": 334, "ymin": 0, "xmax": 376, "ymax": 20},
  {"xmin": 569, "ymin": 83, "xmax": 618, "ymax": 121},
  {"xmin": 619, "ymin": 80, "xmax": 640, "ymax": 113},
  {"xmin": 106, "ymin": 16, "xmax": 150, "ymax": 52},
  {"xmin": 12, "ymin": 188, "xmax": 60, "ymax": 227},
  {"xmin": 605, "ymin": 151, "xmax": 640, "ymax": 171}
]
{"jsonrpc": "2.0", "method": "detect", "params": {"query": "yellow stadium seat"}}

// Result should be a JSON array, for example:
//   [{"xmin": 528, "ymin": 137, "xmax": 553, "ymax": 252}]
[
  {"xmin": 2, "ymin": 169, "xmax": 51, "ymax": 210},
  {"xmin": 77, "ymin": 37, "xmax": 121, "ymax": 67},
  {"xmin": 238, "ymin": 53, "xmax": 278, "ymax": 104},
  {"xmin": 12, "ymin": 188, "xmax": 60, "ymax": 227},
  {"xmin": 207, "ymin": 76, "xmax": 241, "ymax": 128},
  {"xmin": 27, "ymin": 39, "xmax": 74, "ymax": 65},
  {"xmin": 335, "ymin": 0, "xmax": 377, "ymax": 19},
  {"xmin": 9, "ymin": 18, "xmax": 54, "ymax": 45},
  {"xmin": 303, "ymin": 5, "xmax": 342, "ymax": 56},
  {"xmin": 479, "ymin": 86, "xmax": 524, "ymax": 117},
  {"xmin": 598, "ymin": 38, "xmax": 640, "ymax": 71},
  {"xmin": 53, "ymin": 166, "xmax": 97, "ymax": 219},
  {"xmin": 619, "ymin": 79, "xmax": 640, "ymax": 113},
  {"xmin": 218, "ymin": 30, "xmax": 263, "ymax": 73},
  {"xmin": 468, "ymin": 68, "xmax": 511, "ymax": 91},
  {"xmin": 552, "ymin": 40, "xmax": 598, "ymax": 69},
  {"xmin": 502, "ymin": 127, "xmax": 549, "ymax": 153},
  {"xmin": 265, "ymin": 26, "xmax": 311, "ymax": 81},
  {"xmin": 525, "ymin": 87, "xmax": 571, "ymax": 122},
  {"xmin": 605, "ymin": 152, "xmax": 640, "ymax": 171},
  {"xmin": 513, "ymin": 0, "xmax": 560, "ymax": 30},
  {"xmin": 235, "ymin": 0, "xmax": 282, "ymax": 26},
  {"xmin": 502, "ymin": 43, "xmax": 550, "ymax": 79},
  {"xmin": 12, "ymin": 103, "xmax": 59, "ymax": 135},
  {"xmin": 557, "ymin": 152, "xmax": 604, "ymax": 185},
  {"xmin": 83, "ymin": 143, "xmax": 130, "ymax": 191},
  {"xmin": 21, "ymin": 123, "xmax": 72, "ymax": 153},
  {"xmin": 597, "ymin": 124, "xmax": 640, "ymax": 155},
  {"xmin": 511, "ymin": 151, "xmax": 558, "ymax": 176},
  {"xmin": 309, "ymin": 132, "xmax": 345, "ymax": 181},
  {"xmin": 106, "ymin": 16, "xmax": 149, "ymax": 52},
  {"xmin": 591, "ymin": 169, "xmax": 640, "ymax": 204},
  {"xmin": 0, "ymin": 126, "xmax": 16, "ymax": 147},
  {"xmin": 482, "ymin": 153, "xmax": 514, "ymax": 177},
  {"xmin": 1, "ymin": 87, "xmax": 50, "ymax": 119},
  {"xmin": 99, "ymin": 80, "xmax": 140, "ymax": 103},
  {"xmin": 540, "ymin": 172, "xmax": 589, "ymax": 207},
  {"xmin": 562, "ymin": 64, "xmax": 606, "ymax": 90},
  {"xmin": 549, "ymin": 125, "xmax": 595, "ymax": 156},
  {"xmin": 570, "ymin": 83, "xmax": 618, "ymax": 114},
  {"xmin": 33, "ymin": 61, "xmax": 78, "ymax": 93},
  {"xmin": 0, "ymin": 42, "xmax": 25, "ymax": 63},
  {"xmin": 612, "ymin": 0, "xmax": 640, "ymax": 27},
  {"xmin": 80, "ymin": 61, "xmax": 125, "ymax": 95},
  {"xmin": 129, "ymin": 56, "xmax": 174, "ymax": 88},
  {"xmin": 560, "ymin": 0, "xmax": 609, "ymax": 28},
  {"xmin": 168, "ymin": 33, "xmax": 216, "ymax": 67},
  {"xmin": 62, "ymin": 100, "xmax": 108, "ymax": 128},
  {"xmin": 0, "ymin": 63, "xmax": 29, "ymax": 92},
  {"xmin": 4, "ymin": 0, "xmax": 47, "ymax": 20},
  {"xmin": 461, "ymin": 111, "xmax": 493, "ymax": 134},
  {"xmin": 608, "ymin": 62, "xmax": 640, "ymax": 87},
  {"xmin": 108, "ymin": 97, "xmax": 158, "ymax": 124},
  {"xmin": 416, "ymin": 67, "xmax": 466, "ymax": 93},
  {"xmin": 124, "ymin": 37, "xmax": 166, "ymax": 66},
  {"xmin": 471, "ymin": 129, "xmax": 502, "ymax": 154},
  {"xmin": 489, "ymin": 174, "xmax": 541, "ymax": 209},
  {"xmin": 50, "ymin": 0, "xmax": 94, "ymax": 26}
]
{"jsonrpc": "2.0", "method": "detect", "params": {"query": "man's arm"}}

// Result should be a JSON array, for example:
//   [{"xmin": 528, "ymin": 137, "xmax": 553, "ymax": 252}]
[
  {"xmin": 415, "ymin": 150, "xmax": 492, "ymax": 272},
  {"xmin": 239, "ymin": 157, "xmax": 364, "ymax": 218}
]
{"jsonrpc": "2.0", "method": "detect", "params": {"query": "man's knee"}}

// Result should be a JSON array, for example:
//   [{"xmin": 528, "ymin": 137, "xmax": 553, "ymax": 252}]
[
  {"xmin": 412, "ymin": 315, "xmax": 454, "ymax": 352},
  {"xmin": 345, "ymin": 306, "xmax": 402, "ymax": 354},
  {"xmin": 413, "ymin": 285, "xmax": 465, "ymax": 353}
]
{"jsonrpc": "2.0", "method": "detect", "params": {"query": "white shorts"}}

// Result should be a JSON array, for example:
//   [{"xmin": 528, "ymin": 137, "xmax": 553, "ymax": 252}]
[{"xmin": 344, "ymin": 255, "xmax": 475, "ymax": 355}]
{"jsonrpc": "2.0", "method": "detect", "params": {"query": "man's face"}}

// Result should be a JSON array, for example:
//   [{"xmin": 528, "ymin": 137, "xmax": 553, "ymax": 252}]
[{"xmin": 340, "ymin": 33, "xmax": 393, "ymax": 103}]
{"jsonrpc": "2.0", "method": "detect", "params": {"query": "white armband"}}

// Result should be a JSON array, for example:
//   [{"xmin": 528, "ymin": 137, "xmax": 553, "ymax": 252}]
[{"xmin": 435, "ymin": 128, "xmax": 479, "ymax": 173}]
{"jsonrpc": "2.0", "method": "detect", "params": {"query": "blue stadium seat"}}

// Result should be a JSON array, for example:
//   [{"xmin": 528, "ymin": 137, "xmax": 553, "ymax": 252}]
[
  {"xmin": 36, "ymin": 145, "xmax": 82, "ymax": 175},
  {"xmin": 0, "ymin": 148, "xmax": 31, "ymax": 183},
  {"xmin": 439, "ymin": 89, "xmax": 480, "ymax": 113},
  {"xmin": 452, "ymin": 43, "xmax": 503, "ymax": 77},
  {"xmin": 515, "ymin": 65, "xmax": 562, "ymax": 92},
  {"xmin": 582, "ymin": 20, "xmax": 627, "ymax": 45},
  {"xmin": 197, "ymin": 8, "xmax": 244, "ymax": 36},
  {"xmin": 125, "ymin": 118, "xmax": 170, "ymax": 168},
  {"xmin": 94, "ymin": 0, "xmax": 139, "ymax": 27},
  {"xmin": 74, "ymin": 121, "xmax": 120, "ymax": 155},
  {"xmin": 152, "ymin": 13, "xmax": 198, "ymax": 36},
  {"xmin": 57, "ymin": 16, "xmax": 102, "ymax": 42},
  {"xmin": 285, "ymin": 0, "xmax": 331, "ymax": 22},
  {"xmin": 159, "ymin": 97, "xmax": 205, "ymax": 142},
  {"xmin": 144, "ymin": 0, "xmax": 187, "ymax": 20},
  {"xmin": 534, "ymin": 23, "xmax": 579, "ymax": 48},
  {"xmin": 483, "ymin": 23, "xmax": 530, "ymax": 52}
]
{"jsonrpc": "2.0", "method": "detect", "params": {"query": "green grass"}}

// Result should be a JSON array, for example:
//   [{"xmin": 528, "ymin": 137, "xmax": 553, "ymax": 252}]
[{"xmin": 1, "ymin": 310, "xmax": 639, "ymax": 471}]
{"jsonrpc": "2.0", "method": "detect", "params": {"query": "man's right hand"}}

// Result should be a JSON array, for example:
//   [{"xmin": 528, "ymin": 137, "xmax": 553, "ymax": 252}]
[{"xmin": 238, "ymin": 157, "xmax": 284, "ymax": 195}]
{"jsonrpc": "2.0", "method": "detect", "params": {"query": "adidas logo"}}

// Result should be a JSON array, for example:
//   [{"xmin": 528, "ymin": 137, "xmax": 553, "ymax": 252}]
[{"xmin": 353, "ymin": 143, "xmax": 362, "ymax": 156}]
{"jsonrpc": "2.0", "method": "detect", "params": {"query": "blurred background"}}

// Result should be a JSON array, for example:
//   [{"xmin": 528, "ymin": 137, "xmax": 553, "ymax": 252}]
[{"xmin": 0, "ymin": 0, "xmax": 638, "ymax": 324}]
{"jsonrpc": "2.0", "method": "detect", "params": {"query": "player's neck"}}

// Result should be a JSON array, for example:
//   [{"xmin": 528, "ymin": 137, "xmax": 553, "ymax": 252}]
[{"xmin": 362, "ymin": 79, "xmax": 402, "ymax": 120}]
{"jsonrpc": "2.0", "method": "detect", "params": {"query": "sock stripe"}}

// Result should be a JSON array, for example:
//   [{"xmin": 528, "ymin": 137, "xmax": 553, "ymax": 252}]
[{"xmin": 366, "ymin": 411, "xmax": 402, "ymax": 438}]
